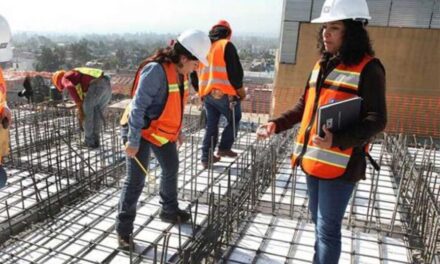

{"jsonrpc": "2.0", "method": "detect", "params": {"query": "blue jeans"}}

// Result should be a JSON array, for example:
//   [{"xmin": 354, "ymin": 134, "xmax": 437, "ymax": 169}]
[
  {"xmin": 201, "ymin": 94, "xmax": 241, "ymax": 162},
  {"xmin": 306, "ymin": 176, "xmax": 355, "ymax": 264},
  {"xmin": 0, "ymin": 165, "xmax": 6, "ymax": 188},
  {"xmin": 83, "ymin": 77, "xmax": 112, "ymax": 147},
  {"xmin": 116, "ymin": 131, "xmax": 180, "ymax": 237}
]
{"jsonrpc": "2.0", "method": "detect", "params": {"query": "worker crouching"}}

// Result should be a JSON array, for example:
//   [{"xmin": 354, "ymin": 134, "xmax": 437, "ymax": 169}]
[{"xmin": 52, "ymin": 67, "xmax": 112, "ymax": 149}]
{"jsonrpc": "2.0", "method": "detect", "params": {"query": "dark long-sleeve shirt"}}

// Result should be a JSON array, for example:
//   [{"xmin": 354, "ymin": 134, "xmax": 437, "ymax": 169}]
[
  {"xmin": 190, "ymin": 42, "xmax": 243, "ymax": 91},
  {"xmin": 272, "ymin": 56, "xmax": 387, "ymax": 182}
]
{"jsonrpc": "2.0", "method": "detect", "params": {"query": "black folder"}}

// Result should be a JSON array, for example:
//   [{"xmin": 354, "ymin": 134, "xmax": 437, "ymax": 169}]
[{"xmin": 317, "ymin": 97, "xmax": 362, "ymax": 137}]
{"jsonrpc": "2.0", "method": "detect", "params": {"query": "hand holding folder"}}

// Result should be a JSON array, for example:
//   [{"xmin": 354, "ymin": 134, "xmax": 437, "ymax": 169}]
[{"xmin": 317, "ymin": 97, "xmax": 362, "ymax": 138}]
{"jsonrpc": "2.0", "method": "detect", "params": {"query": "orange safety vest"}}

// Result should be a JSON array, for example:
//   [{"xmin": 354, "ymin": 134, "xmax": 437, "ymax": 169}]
[
  {"xmin": 292, "ymin": 55, "xmax": 373, "ymax": 179},
  {"xmin": 198, "ymin": 39, "xmax": 237, "ymax": 98},
  {"xmin": 0, "ymin": 67, "xmax": 8, "ymax": 160},
  {"xmin": 0, "ymin": 67, "xmax": 6, "ymax": 115},
  {"xmin": 131, "ymin": 62, "xmax": 189, "ymax": 147}
]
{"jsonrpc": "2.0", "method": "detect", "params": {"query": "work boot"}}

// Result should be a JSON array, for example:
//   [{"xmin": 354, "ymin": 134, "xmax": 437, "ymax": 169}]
[
  {"xmin": 160, "ymin": 208, "xmax": 192, "ymax": 224},
  {"xmin": 201, "ymin": 155, "xmax": 221, "ymax": 169},
  {"xmin": 217, "ymin": 149, "xmax": 237, "ymax": 158},
  {"xmin": 117, "ymin": 234, "xmax": 136, "ymax": 252},
  {"xmin": 80, "ymin": 141, "xmax": 99, "ymax": 150}
]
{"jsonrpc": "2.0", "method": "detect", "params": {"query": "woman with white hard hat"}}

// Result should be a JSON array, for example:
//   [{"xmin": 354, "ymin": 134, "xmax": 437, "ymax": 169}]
[
  {"xmin": 258, "ymin": 0, "xmax": 387, "ymax": 263},
  {"xmin": 115, "ymin": 29, "xmax": 210, "ymax": 251},
  {"xmin": 0, "ymin": 14, "xmax": 13, "ymax": 189}
]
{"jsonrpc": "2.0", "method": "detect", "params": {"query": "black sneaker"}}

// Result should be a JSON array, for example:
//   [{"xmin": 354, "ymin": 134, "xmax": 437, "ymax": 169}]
[
  {"xmin": 117, "ymin": 235, "xmax": 135, "ymax": 252},
  {"xmin": 159, "ymin": 209, "xmax": 192, "ymax": 224}
]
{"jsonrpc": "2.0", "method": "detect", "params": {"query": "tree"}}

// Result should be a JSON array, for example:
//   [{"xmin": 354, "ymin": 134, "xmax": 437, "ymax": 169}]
[
  {"xmin": 53, "ymin": 46, "xmax": 66, "ymax": 65},
  {"xmin": 115, "ymin": 47, "xmax": 128, "ymax": 68},
  {"xmin": 70, "ymin": 39, "xmax": 93, "ymax": 66},
  {"xmin": 103, "ymin": 57, "xmax": 118, "ymax": 70},
  {"xmin": 132, "ymin": 46, "xmax": 150, "ymax": 66},
  {"xmin": 35, "ymin": 46, "xmax": 65, "ymax": 72}
]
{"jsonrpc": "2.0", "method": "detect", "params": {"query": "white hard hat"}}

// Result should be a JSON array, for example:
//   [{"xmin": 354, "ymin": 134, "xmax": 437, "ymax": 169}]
[
  {"xmin": 0, "ymin": 15, "xmax": 12, "ymax": 62},
  {"xmin": 311, "ymin": 0, "xmax": 371, "ymax": 23},
  {"xmin": 0, "ymin": 46, "xmax": 12, "ymax": 63},
  {"xmin": 177, "ymin": 29, "xmax": 211, "ymax": 66}
]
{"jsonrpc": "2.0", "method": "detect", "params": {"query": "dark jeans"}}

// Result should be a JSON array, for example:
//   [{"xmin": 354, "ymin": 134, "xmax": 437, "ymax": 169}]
[
  {"xmin": 201, "ymin": 94, "xmax": 241, "ymax": 162},
  {"xmin": 306, "ymin": 175, "xmax": 355, "ymax": 264},
  {"xmin": 116, "ymin": 133, "xmax": 179, "ymax": 237},
  {"xmin": 0, "ymin": 165, "xmax": 6, "ymax": 188}
]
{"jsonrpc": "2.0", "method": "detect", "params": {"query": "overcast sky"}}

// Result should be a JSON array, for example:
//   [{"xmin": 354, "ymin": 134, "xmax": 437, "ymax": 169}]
[{"xmin": 2, "ymin": 0, "xmax": 284, "ymax": 37}]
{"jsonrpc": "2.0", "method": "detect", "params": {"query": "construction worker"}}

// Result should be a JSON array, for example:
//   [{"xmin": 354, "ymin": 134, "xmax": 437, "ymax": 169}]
[
  {"xmin": 0, "ymin": 14, "xmax": 13, "ymax": 188},
  {"xmin": 52, "ymin": 67, "xmax": 111, "ymax": 149},
  {"xmin": 195, "ymin": 20, "xmax": 246, "ymax": 169},
  {"xmin": 115, "ymin": 29, "xmax": 211, "ymax": 251},
  {"xmin": 257, "ymin": 0, "xmax": 387, "ymax": 263}
]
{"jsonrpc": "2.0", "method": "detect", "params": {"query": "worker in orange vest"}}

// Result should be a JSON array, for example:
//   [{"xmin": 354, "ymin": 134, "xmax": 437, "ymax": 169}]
[
  {"xmin": 195, "ymin": 20, "xmax": 246, "ymax": 169},
  {"xmin": 0, "ymin": 14, "xmax": 13, "ymax": 188},
  {"xmin": 257, "ymin": 0, "xmax": 387, "ymax": 263},
  {"xmin": 52, "ymin": 67, "xmax": 111, "ymax": 149},
  {"xmin": 115, "ymin": 29, "xmax": 211, "ymax": 251},
  {"xmin": 0, "ymin": 68, "xmax": 11, "ymax": 188}
]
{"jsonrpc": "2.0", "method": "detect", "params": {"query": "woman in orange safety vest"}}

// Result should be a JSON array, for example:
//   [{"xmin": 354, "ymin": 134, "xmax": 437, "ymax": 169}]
[
  {"xmin": 115, "ymin": 29, "xmax": 211, "ymax": 252},
  {"xmin": 257, "ymin": 0, "xmax": 387, "ymax": 263}
]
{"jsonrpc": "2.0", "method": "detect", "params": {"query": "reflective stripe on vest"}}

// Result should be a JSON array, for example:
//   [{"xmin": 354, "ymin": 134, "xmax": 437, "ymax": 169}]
[
  {"xmin": 151, "ymin": 133, "xmax": 170, "ymax": 145},
  {"xmin": 199, "ymin": 77, "xmax": 232, "ymax": 88},
  {"xmin": 128, "ymin": 62, "xmax": 188, "ymax": 147},
  {"xmin": 75, "ymin": 83, "xmax": 85, "ymax": 101},
  {"xmin": 199, "ymin": 66, "xmax": 227, "ymax": 75},
  {"xmin": 74, "ymin": 67, "xmax": 103, "ymax": 101},
  {"xmin": 309, "ymin": 68, "xmax": 360, "ymax": 91},
  {"xmin": 324, "ymin": 69, "xmax": 360, "ymax": 90},
  {"xmin": 292, "ymin": 55, "xmax": 373, "ymax": 179},
  {"xmin": 293, "ymin": 143, "xmax": 350, "ymax": 169},
  {"xmin": 198, "ymin": 39, "xmax": 236, "ymax": 97}
]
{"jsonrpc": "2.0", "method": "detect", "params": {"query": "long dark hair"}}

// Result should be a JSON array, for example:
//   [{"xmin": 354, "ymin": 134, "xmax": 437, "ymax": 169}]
[
  {"xmin": 318, "ymin": 19, "xmax": 374, "ymax": 66},
  {"xmin": 130, "ymin": 41, "xmax": 196, "ymax": 94},
  {"xmin": 137, "ymin": 41, "xmax": 196, "ymax": 68}
]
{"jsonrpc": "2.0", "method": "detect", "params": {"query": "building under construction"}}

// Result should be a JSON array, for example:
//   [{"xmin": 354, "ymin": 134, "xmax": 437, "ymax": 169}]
[{"xmin": 0, "ymin": 0, "xmax": 439, "ymax": 263}]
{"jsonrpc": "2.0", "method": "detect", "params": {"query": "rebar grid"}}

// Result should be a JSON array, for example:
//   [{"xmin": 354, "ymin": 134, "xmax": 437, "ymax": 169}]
[
  {"xmin": 0, "ymin": 101, "xmax": 438, "ymax": 263},
  {"xmin": 220, "ymin": 151, "xmax": 413, "ymax": 263},
  {"xmin": 0, "ymin": 106, "xmax": 125, "ymax": 245},
  {"xmin": 384, "ymin": 134, "xmax": 440, "ymax": 263}
]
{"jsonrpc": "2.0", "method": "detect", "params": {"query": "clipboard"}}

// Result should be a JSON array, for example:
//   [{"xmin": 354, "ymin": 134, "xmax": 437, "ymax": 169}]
[{"xmin": 317, "ymin": 97, "xmax": 362, "ymax": 137}]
